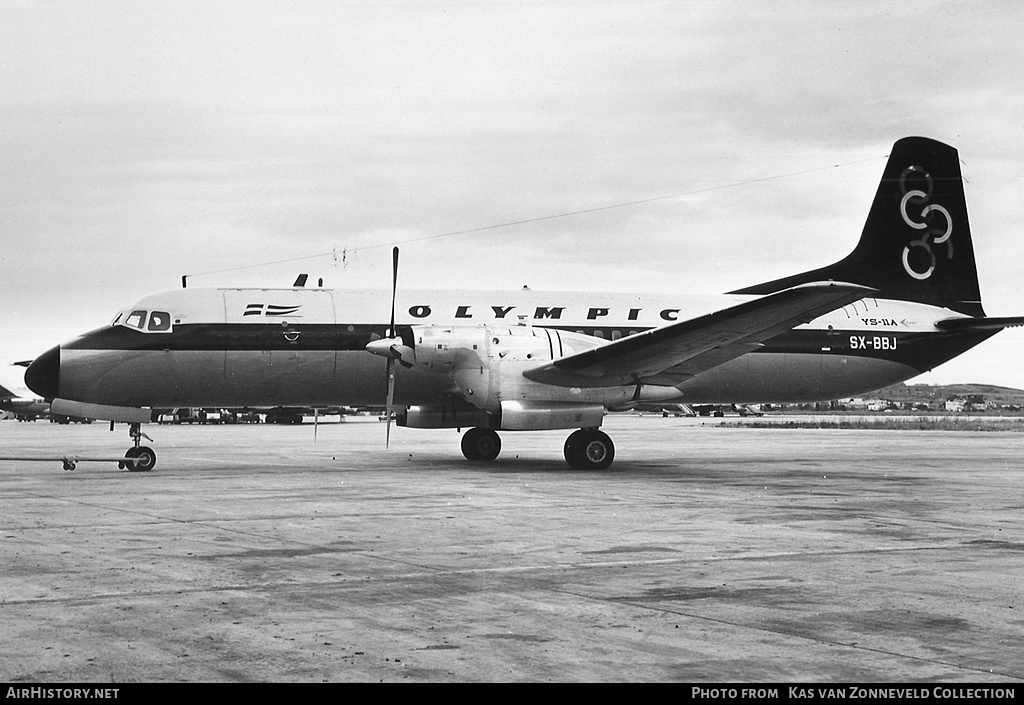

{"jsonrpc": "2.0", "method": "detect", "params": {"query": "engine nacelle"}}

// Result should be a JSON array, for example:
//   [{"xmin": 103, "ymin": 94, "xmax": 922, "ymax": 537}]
[
  {"xmin": 400, "ymin": 325, "xmax": 683, "ymax": 429},
  {"xmin": 399, "ymin": 401, "xmax": 493, "ymax": 429},
  {"xmin": 410, "ymin": 324, "xmax": 608, "ymax": 414},
  {"xmin": 498, "ymin": 401, "xmax": 605, "ymax": 430}
]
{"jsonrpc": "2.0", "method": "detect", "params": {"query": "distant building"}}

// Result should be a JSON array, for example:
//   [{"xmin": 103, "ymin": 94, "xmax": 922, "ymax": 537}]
[
  {"xmin": 945, "ymin": 395, "xmax": 987, "ymax": 412},
  {"xmin": 965, "ymin": 395, "xmax": 988, "ymax": 412},
  {"xmin": 837, "ymin": 397, "xmax": 891, "ymax": 411}
]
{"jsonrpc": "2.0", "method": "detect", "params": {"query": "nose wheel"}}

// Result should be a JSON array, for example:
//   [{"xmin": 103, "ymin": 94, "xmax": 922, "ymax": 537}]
[
  {"xmin": 119, "ymin": 422, "xmax": 157, "ymax": 471},
  {"xmin": 122, "ymin": 445, "xmax": 157, "ymax": 471}
]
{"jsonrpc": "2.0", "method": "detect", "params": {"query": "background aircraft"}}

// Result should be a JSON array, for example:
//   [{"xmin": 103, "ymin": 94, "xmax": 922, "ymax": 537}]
[{"xmin": 0, "ymin": 364, "xmax": 50, "ymax": 421}]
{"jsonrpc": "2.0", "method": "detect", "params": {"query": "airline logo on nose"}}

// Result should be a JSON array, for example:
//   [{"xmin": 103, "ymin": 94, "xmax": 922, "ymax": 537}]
[{"xmin": 244, "ymin": 304, "xmax": 303, "ymax": 317}]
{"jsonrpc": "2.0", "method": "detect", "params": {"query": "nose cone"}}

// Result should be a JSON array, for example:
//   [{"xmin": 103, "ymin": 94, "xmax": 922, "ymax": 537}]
[{"xmin": 25, "ymin": 345, "xmax": 60, "ymax": 399}]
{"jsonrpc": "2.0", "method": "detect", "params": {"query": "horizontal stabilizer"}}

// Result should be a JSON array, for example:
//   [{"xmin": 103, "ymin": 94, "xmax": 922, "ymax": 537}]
[{"xmin": 935, "ymin": 316, "xmax": 1024, "ymax": 332}]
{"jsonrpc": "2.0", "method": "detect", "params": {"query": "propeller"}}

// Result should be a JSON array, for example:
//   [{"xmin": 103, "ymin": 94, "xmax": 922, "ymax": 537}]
[{"xmin": 365, "ymin": 247, "xmax": 419, "ymax": 447}]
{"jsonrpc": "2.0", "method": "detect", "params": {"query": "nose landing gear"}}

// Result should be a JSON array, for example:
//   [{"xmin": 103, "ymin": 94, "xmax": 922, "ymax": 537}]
[{"xmin": 118, "ymin": 422, "xmax": 157, "ymax": 471}]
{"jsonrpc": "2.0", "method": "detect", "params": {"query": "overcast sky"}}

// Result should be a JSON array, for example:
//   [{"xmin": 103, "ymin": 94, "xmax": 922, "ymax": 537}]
[{"xmin": 2, "ymin": 0, "xmax": 1023, "ymax": 390}]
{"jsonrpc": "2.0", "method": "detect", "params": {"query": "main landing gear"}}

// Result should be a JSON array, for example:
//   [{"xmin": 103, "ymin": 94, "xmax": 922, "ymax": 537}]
[
  {"xmin": 459, "ymin": 427, "xmax": 615, "ymax": 470},
  {"xmin": 118, "ymin": 422, "xmax": 157, "ymax": 472},
  {"xmin": 461, "ymin": 427, "xmax": 501, "ymax": 461},
  {"xmin": 563, "ymin": 429, "xmax": 615, "ymax": 470}
]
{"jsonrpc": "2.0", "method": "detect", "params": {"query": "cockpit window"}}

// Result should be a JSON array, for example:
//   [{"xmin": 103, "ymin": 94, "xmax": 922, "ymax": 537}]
[
  {"xmin": 147, "ymin": 311, "xmax": 172, "ymax": 332},
  {"xmin": 124, "ymin": 310, "xmax": 148, "ymax": 330},
  {"xmin": 115, "ymin": 309, "xmax": 173, "ymax": 333}
]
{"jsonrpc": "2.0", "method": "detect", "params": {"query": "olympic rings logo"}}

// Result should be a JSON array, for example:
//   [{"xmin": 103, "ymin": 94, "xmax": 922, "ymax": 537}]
[{"xmin": 899, "ymin": 165, "xmax": 953, "ymax": 280}]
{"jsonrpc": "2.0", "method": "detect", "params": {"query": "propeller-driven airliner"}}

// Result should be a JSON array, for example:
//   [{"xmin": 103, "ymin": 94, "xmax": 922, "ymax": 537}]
[{"xmin": 23, "ymin": 137, "xmax": 1024, "ymax": 470}]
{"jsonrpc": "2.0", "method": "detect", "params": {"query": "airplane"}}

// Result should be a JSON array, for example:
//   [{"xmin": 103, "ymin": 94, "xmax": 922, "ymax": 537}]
[
  {"xmin": 22, "ymin": 136, "xmax": 1024, "ymax": 471},
  {"xmin": 0, "ymin": 365, "xmax": 50, "ymax": 421}
]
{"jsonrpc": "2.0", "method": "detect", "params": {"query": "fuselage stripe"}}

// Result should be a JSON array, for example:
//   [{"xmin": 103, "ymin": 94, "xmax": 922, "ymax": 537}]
[{"xmin": 61, "ymin": 322, "xmax": 996, "ymax": 377}]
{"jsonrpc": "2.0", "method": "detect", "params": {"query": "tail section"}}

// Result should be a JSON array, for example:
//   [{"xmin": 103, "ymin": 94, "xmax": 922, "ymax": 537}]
[{"xmin": 733, "ymin": 136, "xmax": 984, "ymax": 316}]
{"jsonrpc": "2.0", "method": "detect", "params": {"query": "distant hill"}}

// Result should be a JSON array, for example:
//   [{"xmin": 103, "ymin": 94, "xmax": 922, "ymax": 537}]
[{"xmin": 871, "ymin": 382, "xmax": 1024, "ymax": 408}]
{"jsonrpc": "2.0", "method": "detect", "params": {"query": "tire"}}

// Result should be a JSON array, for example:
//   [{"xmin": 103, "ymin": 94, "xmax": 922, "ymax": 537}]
[
  {"xmin": 563, "ymin": 429, "xmax": 588, "ymax": 468},
  {"xmin": 565, "ymin": 429, "xmax": 614, "ymax": 470},
  {"xmin": 461, "ymin": 428, "xmax": 501, "ymax": 461},
  {"xmin": 124, "ymin": 446, "xmax": 157, "ymax": 472}
]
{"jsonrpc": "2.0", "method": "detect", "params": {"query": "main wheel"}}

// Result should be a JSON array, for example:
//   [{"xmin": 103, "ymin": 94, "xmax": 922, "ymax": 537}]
[
  {"xmin": 564, "ymin": 429, "xmax": 614, "ymax": 470},
  {"xmin": 123, "ymin": 446, "xmax": 157, "ymax": 472},
  {"xmin": 563, "ymin": 429, "xmax": 587, "ymax": 467},
  {"xmin": 461, "ymin": 428, "xmax": 501, "ymax": 461}
]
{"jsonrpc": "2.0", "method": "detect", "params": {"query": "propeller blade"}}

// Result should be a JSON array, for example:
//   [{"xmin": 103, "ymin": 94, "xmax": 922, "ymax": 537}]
[
  {"xmin": 389, "ymin": 246, "xmax": 399, "ymax": 338},
  {"xmin": 386, "ymin": 246, "xmax": 398, "ymax": 449},
  {"xmin": 385, "ymin": 358, "xmax": 395, "ymax": 449}
]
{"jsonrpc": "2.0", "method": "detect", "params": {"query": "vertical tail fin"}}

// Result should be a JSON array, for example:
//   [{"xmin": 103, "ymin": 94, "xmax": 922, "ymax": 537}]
[{"xmin": 732, "ymin": 137, "xmax": 984, "ymax": 316}]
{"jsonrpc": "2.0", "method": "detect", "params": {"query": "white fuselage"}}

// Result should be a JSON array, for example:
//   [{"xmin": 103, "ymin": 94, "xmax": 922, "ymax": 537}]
[{"xmin": 45, "ymin": 286, "xmax": 983, "ymax": 412}]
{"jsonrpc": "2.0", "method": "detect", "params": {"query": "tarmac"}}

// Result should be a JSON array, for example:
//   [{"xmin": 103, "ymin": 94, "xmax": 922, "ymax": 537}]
[{"xmin": 1, "ymin": 414, "xmax": 1023, "ymax": 683}]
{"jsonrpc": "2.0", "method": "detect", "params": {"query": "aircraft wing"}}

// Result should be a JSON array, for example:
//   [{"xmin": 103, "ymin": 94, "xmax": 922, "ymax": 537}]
[{"xmin": 522, "ymin": 282, "xmax": 874, "ymax": 388}]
